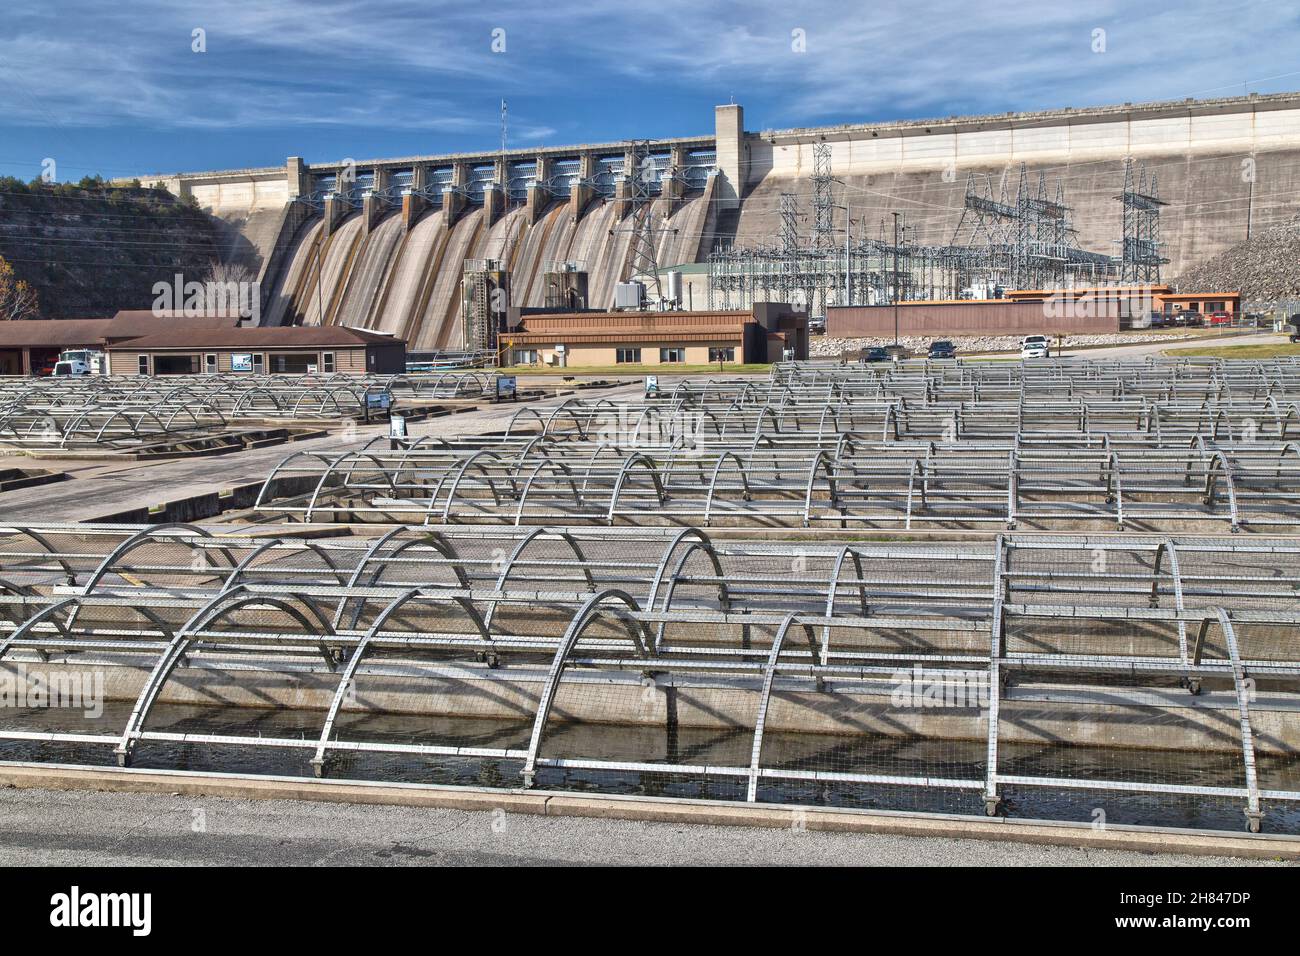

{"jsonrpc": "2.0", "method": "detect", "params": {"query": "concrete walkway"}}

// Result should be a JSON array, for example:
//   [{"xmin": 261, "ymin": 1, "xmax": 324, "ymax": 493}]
[
  {"xmin": 0, "ymin": 786, "xmax": 1281, "ymax": 867},
  {"xmin": 0, "ymin": 384, "xmax": 641, "ymax": 524}
]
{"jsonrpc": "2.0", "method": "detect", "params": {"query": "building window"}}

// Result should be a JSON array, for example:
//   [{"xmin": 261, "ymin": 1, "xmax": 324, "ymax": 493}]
[
  {"xmin": 513, "ymin": 349, "xmax": 538, "ymax": 365},
  {"xmin": 322, "ymin": 352, "xmax": 335, "ymax": 374},
  {"xmin": 269, "ymin": 353, "xmax": 319, "ymax": 374},
  {"xmin": 616, "ymin": 348, "xmax": 642, "ymax": 364},
  {"xmin": 252, "ymin": 353, "xmax": 264, "ymax": 374},
  {"xmin": 204, "ymin": 353, "xmax": 218, "ymax": 374},
  {"xmin": 708, "ymin": 347, "xmax": 735, "ymax": 363},
  {"xmin": 137, "ymin": 355, "xmax": 150, "ymax": 376},
  {"xmin": 659, "ymin": 347, "xmax": 685, "ymax": 363}
]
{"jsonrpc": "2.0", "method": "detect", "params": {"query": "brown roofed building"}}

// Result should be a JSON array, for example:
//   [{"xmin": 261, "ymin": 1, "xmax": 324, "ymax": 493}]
[
  {"xmin": 0, "ymin": 312, "xmax": 241, "ymax": 376},
  {"xmin": 105, "ymin": 325, "xmax": 406, "ymax": 376}
]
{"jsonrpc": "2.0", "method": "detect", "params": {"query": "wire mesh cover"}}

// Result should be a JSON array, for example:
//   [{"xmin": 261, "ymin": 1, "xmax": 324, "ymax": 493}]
[{"xmin": 0, "ymin": 524, "xmax": 1297, "ymax": 833}]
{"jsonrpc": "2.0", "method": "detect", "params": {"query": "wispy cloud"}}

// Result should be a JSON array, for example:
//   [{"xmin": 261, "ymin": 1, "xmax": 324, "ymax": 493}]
[{"xmin": 0, "ymin": 0, "xmax": 1296, "ymax": 167}]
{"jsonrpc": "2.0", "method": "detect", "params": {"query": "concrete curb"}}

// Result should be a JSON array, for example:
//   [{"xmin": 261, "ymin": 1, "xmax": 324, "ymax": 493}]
[{"xmin": 2, "ymin": 762, "xmax": 1297, "ymax": 860}]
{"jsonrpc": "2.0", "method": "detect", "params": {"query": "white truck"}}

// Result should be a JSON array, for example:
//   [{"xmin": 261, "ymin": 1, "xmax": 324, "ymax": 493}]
[{"xmin": 52, "ymin": 349, "xmax": 106, "ymax": 376}]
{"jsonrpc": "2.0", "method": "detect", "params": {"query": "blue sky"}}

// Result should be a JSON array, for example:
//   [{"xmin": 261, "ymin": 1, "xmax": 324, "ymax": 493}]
[{"xmin": 2, "ymin": 0, "xmax": 1298, "ymax": 180}]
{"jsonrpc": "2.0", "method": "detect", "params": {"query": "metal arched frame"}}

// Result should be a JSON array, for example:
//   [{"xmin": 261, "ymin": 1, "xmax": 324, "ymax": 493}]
[
  {"xmin": 1204, "ymin": 451, "xmax": 1242, "ymax": 532},
  {"xmin": 79, "ymin": 523, "xmax": 234, "ymax": 597},
  {"xmin": 437, "ymin": 449, "xmax": 506, "ymax": 524},
  {"xmin": 1103, "ymin": 451, "xmax": 1125, "ymax": 529},
  {"xmin": 255, "ymin": 449, "xmax": 345, "ymax": 510},
  {"xmin": 311, "ymin": 587, "xmax": 493, "ymax": 776},
  {"xmin": 502, "ymin": 405, "xmax": 547, "ymax": 439},
  {"xmin": 1149, "ymin": 539, "xmax": 1189, "ymax": 664},
  {"xmin": 801, "ymin": 449, "xmax": 839, "ymax": 527},
  {"xmin": 483, "ymin": 527, "xmax": 596, "ymax": 629},
  {"xmin": 305, "ymin": 451, "xmax": 398, "ymax": 522},
  {"xmin": 646, "ymin": 532, "xmax": 733, "ymax": 653},
  {"xmin": 821, "ymin": 546, "xmax": 869, "ymax": 665},
  {"xmin": 1189, "ymin": 608, "xmax": 1263, "ymax": 831},
  {"xmin": 904, "ymin": 458, "xmax": 927, "ymax": 529},
  {"xmin": 1275, "ymin": 442, "xmax": 1300, "ymax": 479},
  {"xmin": 983, "ymin": 535, "xmax": 1008, "ymax": 816},
  {"xmin": 520, "ymin": 589, "xmax": 655, "ymax": 786},
  {"xmin": 702, "ymin": 451, "xmax": 751, "ymax": 526},
  {"xmin": 114, "ymin": 586, "xmax": 338, "ymax": 766},
  {"xmin": 746, "ymin": 613, "xmax": 821, "ymax": 801},
  {"xmin": 0, "ymin": 527, "xmax": 77, "ymax": 585},
  {"xmin": 606, "ymin": 452, "xmax": 667, "ymax": 525},
  {"xmin": 513, "ymin": 458, "xmax": 583, "ymax": 526},
  {"xmin": 355, "ymin": 533, "xmax": 469, "ymax": 613},
  {"xmin": 0, "ymin": 596, "xmax": 76, "ymax": 661}
]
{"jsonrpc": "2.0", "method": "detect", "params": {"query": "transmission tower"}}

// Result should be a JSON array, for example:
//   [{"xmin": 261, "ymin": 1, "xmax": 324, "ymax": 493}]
[
  {"xmin": 625, "ymin": 140, "xmax": 664, "ymax": 303},
  {"xmin": 811, "ymin": 140, "xmax": 836, "ymax": 252},
  {"xmin": 1117, "ymin": 158, "xmax": 1168, "ymax": 284}
]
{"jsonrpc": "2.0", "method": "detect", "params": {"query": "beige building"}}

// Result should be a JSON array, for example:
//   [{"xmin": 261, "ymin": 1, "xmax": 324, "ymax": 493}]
[
  {"xmin": 106, "ymin": 326, "xmax": 405, "ymax": 376},
  {"xmin": 503, "ymin": 304, "xmax": 807, "ymax": 367}
]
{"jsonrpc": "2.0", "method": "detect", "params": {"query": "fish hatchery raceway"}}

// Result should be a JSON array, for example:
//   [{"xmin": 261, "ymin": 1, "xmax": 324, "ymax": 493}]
[
  {"xmin": 4, "ymin": 91, "xmax": 1300, "ymax": 863},
  {"xmin": 2, "ymin": 358, "xmax": 1300, "ymax": 864}
]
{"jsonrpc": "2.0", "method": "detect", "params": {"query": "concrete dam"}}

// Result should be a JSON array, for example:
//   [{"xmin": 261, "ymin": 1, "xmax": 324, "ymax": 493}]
[{"xmin": 134, "ymin": 92, "xmax": 1300, "ymax": 346}]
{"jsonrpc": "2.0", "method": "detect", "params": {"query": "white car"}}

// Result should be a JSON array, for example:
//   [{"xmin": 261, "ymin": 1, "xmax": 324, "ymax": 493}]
[{"xmin": 1021, "ymin": 335, "xmax": 1051, "ymax": 359}]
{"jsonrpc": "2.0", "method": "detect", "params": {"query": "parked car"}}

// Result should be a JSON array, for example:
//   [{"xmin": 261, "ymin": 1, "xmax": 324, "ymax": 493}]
[
  {"xmin": 859, "ymin": 346, "xmax": 888, "ymax": 363},
  {"xmin": 1288, "ymin": 314, "xmax": 1300, "ymax": 343},
  {"xmin": 1149, "ymin": 311, "xmax": 1170, "ymax": 329},
  {"xmin": 1208, "ymin": 311, "xmax": 1232, "ymax": 326},
  {"xmin": 1021, "ymin": 335, "xmax": 1051, "ymax": 359},
  {"xmin": 927, "ymin": 340, "xmax": 956, "ymax": 360},
  {"xmin": 1174, "ymin": 310, "xmax": 1204, "ymax": 327},
  {"xmin": 808, "ymin": 316, "xmax": 826, "ymax": 335}
]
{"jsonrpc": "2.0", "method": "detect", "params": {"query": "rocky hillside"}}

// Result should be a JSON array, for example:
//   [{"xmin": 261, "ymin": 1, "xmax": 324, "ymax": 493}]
[
  {"xmin": 1172, "ymin": 216, "xmax": 1300, "ymax": 310},
  {"xmin": 0, "ymin": 177, "xmax": 222, "ymax": 319}
]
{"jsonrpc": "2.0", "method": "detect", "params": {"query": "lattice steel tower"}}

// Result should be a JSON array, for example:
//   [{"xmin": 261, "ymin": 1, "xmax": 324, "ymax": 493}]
[
  {"xmin": 625, "ymin": 140, "xmax": 663, "ymax": 303},
  {"xmin": 1117, "ymin": 158, "xmax": 1168, "ymax": 284}
]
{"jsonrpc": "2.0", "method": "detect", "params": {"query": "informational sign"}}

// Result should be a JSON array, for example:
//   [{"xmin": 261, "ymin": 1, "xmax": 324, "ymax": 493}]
[
  {"xmin": 496, "ymin": 375, "xmax": 517, "ymax": 401},
  {"xmin": 307, "ymin": 363, "xmax": 318, "ymax": 375},
  {"xmin": 645, "ymin": 375, "xmax": 659, "ymax": 397},
  {"xmin": 231, "ymin": 353, "xmax": 253, "ymax": 372},
  {"xmin": 388, "ymin": 414, "xmax": 407, "ymax": 440}
]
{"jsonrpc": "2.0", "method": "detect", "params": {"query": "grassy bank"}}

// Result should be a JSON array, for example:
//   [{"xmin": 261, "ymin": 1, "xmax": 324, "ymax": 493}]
[{"xmin": 1162, "ymin": 342, "xmax": 1300, "ymax": 359}]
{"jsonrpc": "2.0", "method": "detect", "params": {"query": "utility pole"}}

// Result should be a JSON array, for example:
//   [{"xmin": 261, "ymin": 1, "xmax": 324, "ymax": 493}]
[{"xmin": 892, "ymin": 211, "xmax": 901, "ymax": 346}]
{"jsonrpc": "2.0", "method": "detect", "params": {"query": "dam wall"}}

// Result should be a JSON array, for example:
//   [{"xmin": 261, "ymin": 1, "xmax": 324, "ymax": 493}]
[{"xmin": 126, "ymin": 92, "xmax": 1300, "ymax": 346}]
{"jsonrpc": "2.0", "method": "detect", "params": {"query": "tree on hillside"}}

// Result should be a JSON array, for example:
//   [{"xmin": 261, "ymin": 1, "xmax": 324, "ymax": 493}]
[
  {"xmin": 203, "ymin": 259, "xmax": 256, "ymax": 286},
  {"xmin": 0, "ymin": 255, "xmax": 40, "ymax": 321}
]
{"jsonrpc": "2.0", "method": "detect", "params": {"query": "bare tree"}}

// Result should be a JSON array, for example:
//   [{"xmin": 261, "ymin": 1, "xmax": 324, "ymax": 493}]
[
  {"xmin": 0, "ymin": 255, "xmax": 40, "ymax": 321},
  {"xmin": 203, "ymin": 259, "xmax": 256, "ymax": 286}
]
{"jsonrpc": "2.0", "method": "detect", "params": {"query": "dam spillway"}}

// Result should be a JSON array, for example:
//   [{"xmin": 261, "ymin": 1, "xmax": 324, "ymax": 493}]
[{"xmin": 130, "ymin": 92, "xmax": 1300, "ymax": 347}]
